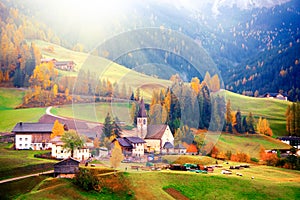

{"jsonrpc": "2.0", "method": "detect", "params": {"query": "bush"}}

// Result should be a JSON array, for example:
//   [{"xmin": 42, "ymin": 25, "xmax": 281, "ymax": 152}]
[
  {"xmin": 250, "ymin": 157, "xmax": 259, "ymax": 163},
  {"xmin": 73, "ymin": 168, "xmax": 99, "ymax": 191}
]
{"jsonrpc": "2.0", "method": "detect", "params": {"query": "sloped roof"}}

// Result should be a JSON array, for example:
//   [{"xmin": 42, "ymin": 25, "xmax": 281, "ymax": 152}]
[
  {"xmin": 117, "ymin": 138, "xmax": 132, "ymax": 148},
  {"xmin": 138, "ymin": 98, "xmax": 147, "ymax": 117},
  {"xmin": 125, "ymin": 137, "xmax": 146, "ymax": 144},
  {"xmin": 174, "ymin": 144, "xmax": 186, "ymax": 149},
  {"xmin": 145, "ymin": 124, "xmax": 168, "ymax": 139},
  {"xmin": 54, "ymin": 157, "xmax": 80, "ymax": 166},
  {"xmin": 163, "ymin": 142, "xmax": 174, "ymax": 149},
  {"xmin": 12, "ymin": 122, "xmax": 54, "ymax": 133}
]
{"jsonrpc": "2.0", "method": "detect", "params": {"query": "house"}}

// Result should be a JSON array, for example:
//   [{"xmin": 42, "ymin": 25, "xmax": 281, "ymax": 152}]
[
  {"xmin": 55, "ymin": 61, "xmax": 76, "ymax": 71},
  {"xmin": 40, "ymin": 58, "xmax": 76, "ymax": 71},
  {"xmin": 51, "ymin": 136, "xmax": 90, "ymax": 161},
  {"xmin": 278, "ymin": 136, "xmax": 300, "ymax": 149},
  {"xmin": 174, "ymin": 144, "xmax": 187, "ymax": 155},
  {"xmin": 12, "ymin": 122, "xmax": 54, "ymax": 150},
  {"xmin": 137, "ymin": 99, "xmax": 174, "ymax": 154},
  {"xmin": 260, "ymin": 93, "xmax": 288, "ymax": 101},
  {"xmin": 113, "ymin": 137, "xmax": 146, "ymax": 157},
  {"xmin": 54, "ymin": 157, "xmax": 80, "ymax": 178}
]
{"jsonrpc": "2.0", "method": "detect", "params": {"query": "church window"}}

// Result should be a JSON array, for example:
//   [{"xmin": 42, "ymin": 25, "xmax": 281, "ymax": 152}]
[{"xmin": 143, "ymin": 119, "xmax": 146, "ymax": 125}]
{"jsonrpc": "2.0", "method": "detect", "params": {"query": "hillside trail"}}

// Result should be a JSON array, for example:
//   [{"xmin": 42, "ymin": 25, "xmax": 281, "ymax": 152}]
[{"xmin": 0, "ymin": 170, "xmax": 54, "ymax": 184}]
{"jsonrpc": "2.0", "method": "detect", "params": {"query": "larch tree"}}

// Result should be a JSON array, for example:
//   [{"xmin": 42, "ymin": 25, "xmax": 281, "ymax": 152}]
[
  {"xmin": 225, "ymin": 99, "xmax": 233, "ymax": 133},
  {"xmin": 51, "ymin": 120, "xmax": 64, "ymax": 138},
  {"xmin": 110, "ymin": 141, "xmax": 124, "ymax": 173}
]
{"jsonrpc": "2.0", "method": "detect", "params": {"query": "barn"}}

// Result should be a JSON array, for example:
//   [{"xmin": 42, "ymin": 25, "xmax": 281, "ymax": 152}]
[{"xmin": 54, "ymin": 157, "xmax": 80, "ymax": 178}]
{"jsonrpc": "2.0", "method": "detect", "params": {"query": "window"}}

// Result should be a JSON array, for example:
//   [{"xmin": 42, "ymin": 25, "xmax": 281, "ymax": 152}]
[
  {"xmin": 19, "ymin": 138, "xmax": 22, "ymax": 141},
  {"xmin": 25, "ymin": 144, "xmax": 28, "ymax": 147},
  {"xmin": 25, "ymin": 138, "xmax": 28, "ymax": 141},
  {"xmin": 19, "ymin": 144, "xmax": 22, "ymax": 147}
]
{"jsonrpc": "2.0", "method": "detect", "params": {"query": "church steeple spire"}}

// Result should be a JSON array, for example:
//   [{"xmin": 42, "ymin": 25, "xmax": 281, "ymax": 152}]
[{"xmin": 137, "ymin": 98, "xmax": 147, "ymax": 138}]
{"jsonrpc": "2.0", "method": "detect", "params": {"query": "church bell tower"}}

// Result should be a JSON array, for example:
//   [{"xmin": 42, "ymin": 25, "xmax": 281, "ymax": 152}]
[{"xmin": 137, "ymin": 98, "xmax": 147, "ymax": 138}]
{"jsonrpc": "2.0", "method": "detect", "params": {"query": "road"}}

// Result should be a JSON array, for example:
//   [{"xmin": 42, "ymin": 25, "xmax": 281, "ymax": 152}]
[
  {"xmin": 46, "ymin": 106, "xmax": 66, "ymax": 119},
  {"xmin": 0, "ymin": 170, "xmax": 54, "ymax": 184}
]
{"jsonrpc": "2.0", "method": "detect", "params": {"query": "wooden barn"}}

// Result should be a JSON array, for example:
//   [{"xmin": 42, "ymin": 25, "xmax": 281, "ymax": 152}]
[{"xmin": 54, "ymin": 157, "xmax": 80, "ymax": 178}]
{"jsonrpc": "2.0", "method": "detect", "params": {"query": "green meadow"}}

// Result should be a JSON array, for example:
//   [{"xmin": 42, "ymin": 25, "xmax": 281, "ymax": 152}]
[
  {"xmin": 0, "ymin": 143, "xmax": 55, "ymax": 180},
  {"xmin": 0, "ymin": 88, "xmax": 45, "ymax": 132},
  {"xmin": 14, "ymin": 165, "xmax": 300, "ymax": 200},
  {"xmin": 223, "ymin": 90, "xmax": 290, "ymax": 136}
]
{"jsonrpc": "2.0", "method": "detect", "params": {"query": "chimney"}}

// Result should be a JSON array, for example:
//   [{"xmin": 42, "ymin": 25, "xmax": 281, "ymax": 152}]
[{"xmin": 20, "ymin": 122, "xmax": 23, "ymax": 126}]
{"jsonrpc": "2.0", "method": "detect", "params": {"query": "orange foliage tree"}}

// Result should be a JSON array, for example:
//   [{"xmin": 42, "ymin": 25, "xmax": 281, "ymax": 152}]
[{"xmin": 51, "ymin": 120, "xmax": 64, "ymax": 138}]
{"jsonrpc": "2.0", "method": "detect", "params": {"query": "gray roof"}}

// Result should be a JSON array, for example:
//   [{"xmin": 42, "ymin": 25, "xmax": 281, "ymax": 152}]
[
  {"xmin": 12, "ymin": 122, "xmax": 54, "ymax": 133},
  {"xmin": 163, "ymin": 142, "xmax": 174, "ymax": 149},
  {"xmin": 117, "ymin": 138, "xmax": 132, "ymax": 147},
  {"xmin": 125, "ymin": 137, "xmax": 146, "ymax": 144},
  {"xmin": 174, "ymin": 144, "xmax": 186, "ymax": 149}
]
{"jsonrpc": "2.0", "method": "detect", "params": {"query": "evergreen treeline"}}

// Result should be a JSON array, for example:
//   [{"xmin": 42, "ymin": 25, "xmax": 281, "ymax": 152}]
[{"xmin": 286, "ymin": 102, "xmax": 300, "ymax": 136}]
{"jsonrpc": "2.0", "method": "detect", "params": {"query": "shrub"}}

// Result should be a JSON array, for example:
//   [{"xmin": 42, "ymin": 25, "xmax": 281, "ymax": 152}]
[
  {"xmin": 73, "ymin": 168, "xmax": 99, "ymax": 191},
  {"xmin": 250, "ymin": 157, "xmax": 259, "ymax": 163}
]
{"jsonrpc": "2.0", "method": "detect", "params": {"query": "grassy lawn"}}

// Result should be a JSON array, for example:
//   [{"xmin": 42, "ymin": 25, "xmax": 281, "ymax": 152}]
[
  {"xmin": 0, "ymin": 143, "xmax": 56, "ymax": 180},
  {"xmin": 0, "ymin": 175, "xmax": 48, "ymax": 200},
  {"xmin": 224, "ymin": 90, "xmax": 290, "ymax": 136},
  {"xmin": 12, "ymin": 161, "xmax": 300, "ymax": 200},
  {"xmin": 214, "ymin": 133, "xmax": 291, "ymax": 158},
  {"xmin": 0, "ymin": 88, "xmax": 46, "ymax": 132}
]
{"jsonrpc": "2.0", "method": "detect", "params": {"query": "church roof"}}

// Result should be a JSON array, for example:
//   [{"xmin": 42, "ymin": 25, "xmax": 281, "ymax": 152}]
[
  {"xmin": 138, "ymin": 98, "xmax": 147, "ymax": 118},
  {"xmin": 145, "ymin": 124, "xmax": 168, "ymax": 139}
]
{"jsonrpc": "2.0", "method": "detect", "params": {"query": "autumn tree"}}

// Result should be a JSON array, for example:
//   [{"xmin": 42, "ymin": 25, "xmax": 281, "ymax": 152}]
[
  {"xmin": 51, "ymin": 120, "xmax": 64, "ymax": 138},
  {"xmin": 224, "ymin": 99, "xmax": 233, "ymax": 133},
  {"xmin": 257, "ymin": 117, "xmax": 273, "ymax": 136},
  {"xmin": 110, "ymin": 141, "xmax": 124, "ymax": 173},
  {"xmin": 246, "ymin": 112, "xmax": 255, "ymax": 133},
  {"xmin": 61, "ymin": 130, "xmax": 85, "ymax": 158},
  {"xmin": 93, "ymin": 137, "xmax": 100, "ymax": 148}
]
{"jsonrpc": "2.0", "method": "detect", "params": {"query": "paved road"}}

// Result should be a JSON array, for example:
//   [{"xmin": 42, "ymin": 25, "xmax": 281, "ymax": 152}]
[
  {"xmin": 46, "ymin": 106, "xmax": 66, "ymax": 119},
  {"xmin": 0, "ymin": 170, "xmax": 54, "ymax": 184}
]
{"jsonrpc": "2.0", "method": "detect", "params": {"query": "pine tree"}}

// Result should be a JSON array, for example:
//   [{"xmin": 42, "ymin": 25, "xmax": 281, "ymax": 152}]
[
  {"xmin": 225, "ymin": 99, "xmax": 233, "ymax": 133},
  {"xmin": 235, "ymin": 109, "xmax": 242, "ymax": 133},
  {"xmin": 246, "ymin": 112, "xmax": 255, "ymax": 133},
  {"xmin": 286, "ymin": 105, "xmax": 291, "ymax": 135},
  {"xmin": 102, "ymin": 113, "xmax": 113, "ymax": 138}
]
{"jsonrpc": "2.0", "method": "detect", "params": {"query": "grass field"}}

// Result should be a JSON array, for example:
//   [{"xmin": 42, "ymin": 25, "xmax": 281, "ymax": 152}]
[
  {"xmin": 0, "ymin": 143, "xmax": 56, "ymax": 180},
  {"xmin": 213, "ymin": 133, "xmax": 291, "ymax": 158},
  {"xmin": 35, "ymin": 39, "xmax": 172, "ymax": 98},
  {"xmin": 15, "ymin": 164, "xmax": 300, "ymax": 200},
  {"xmin": 0, "ymin": 88, "xmax": 46, "ymax": 132},
  {"xmin": 223, "ymin": 90, "xmax": 290, "ymax": 136}
]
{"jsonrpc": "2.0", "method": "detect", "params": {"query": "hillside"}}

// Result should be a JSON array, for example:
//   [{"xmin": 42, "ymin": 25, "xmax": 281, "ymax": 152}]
[
  {"xmin": 35, "ymin": 40, "xmax": 172, "ymax": 98},
  {"xmin": 0, "ymin": 88, "xmax": 45, "ymax": 132},
  {"xmin": 223, "ymin": 90, "xmax": 290, "ymax": 136}
]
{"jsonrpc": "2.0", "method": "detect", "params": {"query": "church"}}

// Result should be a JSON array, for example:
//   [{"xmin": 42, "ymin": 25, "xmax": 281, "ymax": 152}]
[{"xmin": 115, "ymin": 99, "xmax": 175, "ymax": 155}]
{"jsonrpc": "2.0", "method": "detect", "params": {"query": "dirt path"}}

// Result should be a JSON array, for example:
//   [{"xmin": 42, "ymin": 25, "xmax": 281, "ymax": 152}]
[{"xmin": 0, "ymin": 170, "xmax": 54, "ymax": 184}]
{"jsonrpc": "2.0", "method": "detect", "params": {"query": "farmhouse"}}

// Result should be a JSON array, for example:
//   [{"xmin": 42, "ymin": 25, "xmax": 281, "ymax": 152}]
[
  {"xmin": 51, "ymin": 136, "xmax": 90, "ymax": 161},
  {"xmin": 260, "ymin": 93, "xmax": 288, "ymax": 101},
  {"xmin": 55, "ymin": 61, "xmax": 76, "ymax": 71},
  {"xmin": 278, "ymin": 136, "xmax": 300, "ymax": 149},
  {"xmin": 12, "ymin": 122, "xmax": 54, "ymax": 150},
  {"xmin": 113, "ymin": 137, "xmax": 146, "ymax": 157},
  {"xmin": 40, "ymin": 58, "xmax": 76, "ymax": 71},
  {"xmin": 54, "ymin": 157, "xmax": 80, "ymax": 178}
]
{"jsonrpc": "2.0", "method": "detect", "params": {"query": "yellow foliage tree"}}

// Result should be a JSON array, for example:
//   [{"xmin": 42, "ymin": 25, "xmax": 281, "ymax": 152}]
[
  {"xmin": 51, "ymin": 120, "xmax": 64, "ymax": 138},
  {"xmin": 110, "ymin": 141, "xmax": 124, "ymax": 173},
  {"xmin": 257, "ymin": 117, "xmax": 273, "ymax": 136},
  {"xmin": 93, "ymin": 137, "xmax": 100, "ymax": 148}
]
